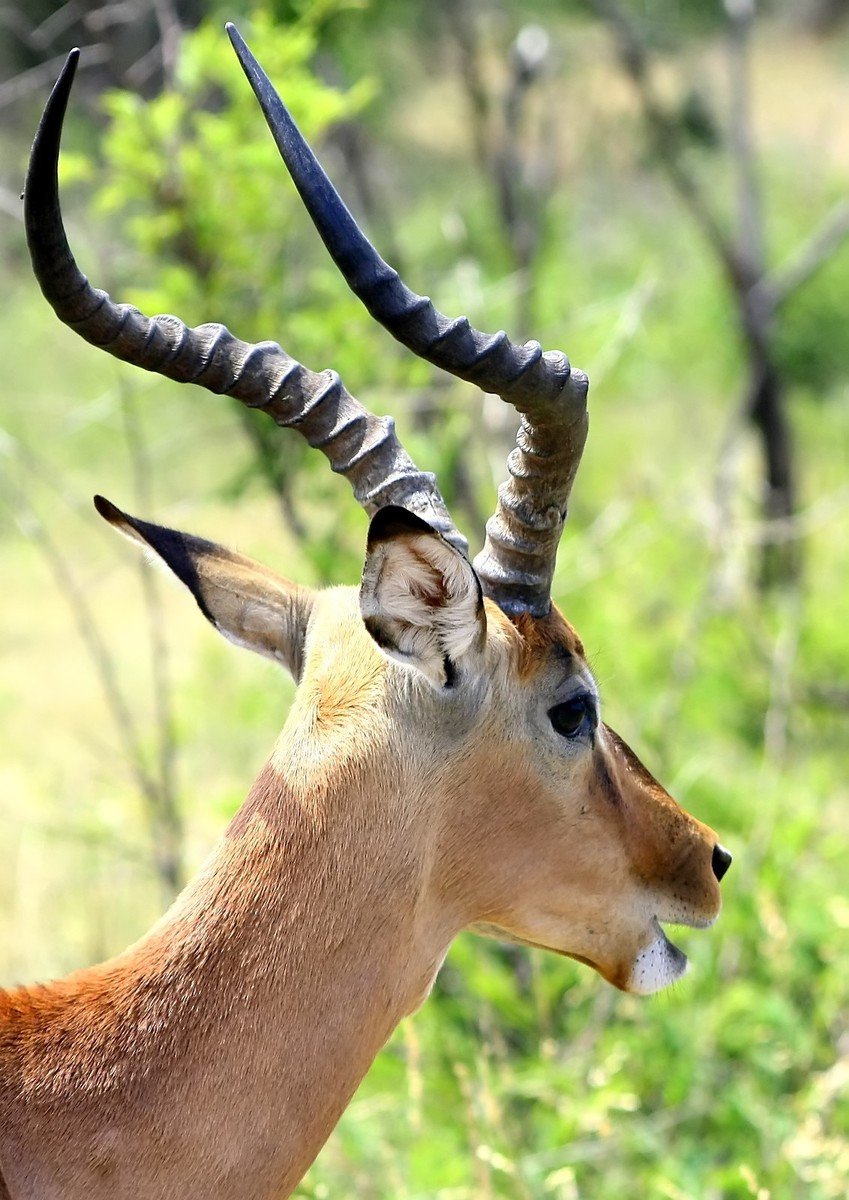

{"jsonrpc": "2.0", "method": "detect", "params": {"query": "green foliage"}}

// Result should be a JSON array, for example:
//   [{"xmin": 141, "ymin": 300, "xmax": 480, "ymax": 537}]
[{"xmin": 93, "ymin": 12, "xmax": 373, "ymax": 310}]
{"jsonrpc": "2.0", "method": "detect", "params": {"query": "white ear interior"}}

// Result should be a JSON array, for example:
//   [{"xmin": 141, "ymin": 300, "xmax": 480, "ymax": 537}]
[{"xmin": 361, "ymin": 531, "xmax": 485, "ymax": 688}]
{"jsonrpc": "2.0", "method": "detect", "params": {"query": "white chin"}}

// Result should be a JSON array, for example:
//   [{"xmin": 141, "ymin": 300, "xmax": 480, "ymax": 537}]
[{"xmin": 628, "ymin": 923, "xmax": 689, "ymax": 995}]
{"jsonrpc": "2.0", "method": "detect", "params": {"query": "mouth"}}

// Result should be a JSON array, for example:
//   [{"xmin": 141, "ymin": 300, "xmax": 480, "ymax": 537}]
[
  {"xmin": 472, "ymin": 911, "xmax": 709, "ymax": 997},
  {"xmin": 627, "ymin": 917, "xmax": 689, "ymax": 995}
]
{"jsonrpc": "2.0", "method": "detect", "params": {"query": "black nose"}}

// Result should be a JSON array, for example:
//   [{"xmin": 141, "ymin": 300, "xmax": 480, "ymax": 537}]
[{"xmin": 711, "ymin": 843, "xmax": 732, "ymax": 881}]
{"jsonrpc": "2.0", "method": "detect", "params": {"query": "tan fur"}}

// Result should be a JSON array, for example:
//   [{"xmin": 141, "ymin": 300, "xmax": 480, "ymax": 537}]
[{"xmin": 0, "ymin": 566, "xmax": 725, "ymax": 1199}]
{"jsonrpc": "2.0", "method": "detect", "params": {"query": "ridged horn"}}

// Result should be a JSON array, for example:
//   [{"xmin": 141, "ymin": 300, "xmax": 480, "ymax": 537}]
[
  {"xmin": 227, "ymin": 23, "xmax": 590, "ymax": 616},
  {"xmin": 24, "ymin": 48, "xmax": 466, "ymax": 555}
]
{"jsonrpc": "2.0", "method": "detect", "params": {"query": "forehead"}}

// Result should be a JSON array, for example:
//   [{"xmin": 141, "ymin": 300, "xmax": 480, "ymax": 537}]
[{"xmin": 489, "ymin": 603, "xmax": 588, "ymax": 683}]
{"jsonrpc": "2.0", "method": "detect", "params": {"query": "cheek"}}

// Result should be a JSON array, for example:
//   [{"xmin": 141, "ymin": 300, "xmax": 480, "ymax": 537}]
[
  {"xmin": 441, "ymin": 750, "xmax": 558, "ymax": 883},
  {"xmin": 530, "ymin": 810, "xmax": 632, "ymax": 904},
  {"xmin": 462, "ymin": 752, "xmax": 624, "ymax": 894}
]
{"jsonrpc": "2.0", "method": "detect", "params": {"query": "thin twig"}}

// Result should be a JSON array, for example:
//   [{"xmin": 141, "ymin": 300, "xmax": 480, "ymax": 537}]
[
  {"xmin": 805, "ymin": 682, "xmax": 849, "ymax": 709},
  {"xmin": 0, "ymin": 46, "xmax": 109, "ymax": 111},
  {"xmin": 762, "ymin": 594, "xmax": 801, "ymax": 767},
  {"xmin": 588, "ymin": 0, "xmax": 744, "ymax": 288},
  {"xmin": 29, "ymin": 1, "xmax": 81, "ymax": 51},
  {"xmin": 725, "ymin": 0, "xmax": 766, "ymax": 280},
  {"xmin": 84, "ymin": 0, "xmax": 147, "ymax": 34},
  {"xmin": 440, "ymin": 0, "xmax": 492, "ymax": 171},
  {"xmin": 0, "ymin": 803, "xmax": 148, "ymax": 866},
  {"xmin": 2, "ymin": 430, "xmax": 185, "ymax": 898},
  {"xmin": 151, "ymin": 0, "xmax": 183, "ymax": 91},
  {"xmin": 7, "ymin": 494, "xmax": 155, "ymax": 803},
  {"xmin": 119, "ymin": 384, "xmax": 184, "ymax": 896},
  {"xmin": 756, "ymin": 198, "xmax": 849, "ymax": 311}
]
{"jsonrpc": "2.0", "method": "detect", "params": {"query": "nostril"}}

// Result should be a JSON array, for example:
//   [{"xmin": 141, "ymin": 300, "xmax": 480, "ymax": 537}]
[{"xmin": 712, "ymin": 843, "xmax": 732, "ymax": 882}]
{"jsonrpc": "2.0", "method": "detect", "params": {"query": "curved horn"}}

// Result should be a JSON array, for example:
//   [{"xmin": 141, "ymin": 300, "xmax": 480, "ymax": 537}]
[
  {"xmin": 24, "ymin": 49, "xmax": 466, "ymax": 555},
  {"xmin": 227, "ymin": 23, "xmax": 590, "ymax": 616}
]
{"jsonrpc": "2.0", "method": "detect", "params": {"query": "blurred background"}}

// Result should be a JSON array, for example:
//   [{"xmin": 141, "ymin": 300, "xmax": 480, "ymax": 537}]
[{"xmin": 1, "ymin": 0, "xmax": 848, "ymax": 1196}]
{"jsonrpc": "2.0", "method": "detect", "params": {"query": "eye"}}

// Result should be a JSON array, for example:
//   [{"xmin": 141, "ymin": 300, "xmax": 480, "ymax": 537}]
[{"xmin": 548, "ymin": 695, "xmax": 594, "ymax": 739}]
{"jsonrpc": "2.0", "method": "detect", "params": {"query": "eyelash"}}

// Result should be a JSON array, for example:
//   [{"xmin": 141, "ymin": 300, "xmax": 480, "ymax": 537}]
[{"xmin": 548, "ymin": 695, "xmax": 596, "ymax": 740}]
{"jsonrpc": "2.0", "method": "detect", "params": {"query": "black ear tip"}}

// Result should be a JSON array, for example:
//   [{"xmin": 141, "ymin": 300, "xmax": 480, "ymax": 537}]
[
  {"xmin": 93, "ymin": 494, "xmax": 125, "ymax": 525},
  {"xmin": 368, "ymin": 505, "xmax": 436, "ymax": 545}
]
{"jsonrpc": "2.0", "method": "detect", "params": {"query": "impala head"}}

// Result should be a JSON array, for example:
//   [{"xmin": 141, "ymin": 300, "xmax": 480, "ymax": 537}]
[{"xmin": 25, "ymin": 28, "xmax": 730, "ymax": 997}]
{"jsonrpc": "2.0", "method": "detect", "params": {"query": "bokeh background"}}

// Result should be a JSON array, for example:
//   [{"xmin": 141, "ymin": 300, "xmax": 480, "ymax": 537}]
[{"xmin": 1, "ymin": 1, "xmax": 848, "ymax": 1196}]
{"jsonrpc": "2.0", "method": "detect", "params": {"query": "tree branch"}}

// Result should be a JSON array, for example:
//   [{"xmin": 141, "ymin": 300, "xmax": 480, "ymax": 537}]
[
  {"xmin": 0, "ymin": 46, "xmax": 109, "ymax": 111},
  {"xmin": 755, "ymin": 198, "xmax": 849, "ymax": 311},
  {"xmin": 119, "ymin": 384, "xmax": 184, "ymax": 896},
  {"xmin": 725, "ymin": 0, "xmax": 766, "ymax": 281},
  {"xmin": 589, "ymin": 0, "xmax": 746, "ymax": 290}
]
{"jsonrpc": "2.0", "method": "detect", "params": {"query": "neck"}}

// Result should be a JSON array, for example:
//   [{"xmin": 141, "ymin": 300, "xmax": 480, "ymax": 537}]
[{"xmin": 0, "ymin": 756, "xmax": 455, "ymax": 1200}]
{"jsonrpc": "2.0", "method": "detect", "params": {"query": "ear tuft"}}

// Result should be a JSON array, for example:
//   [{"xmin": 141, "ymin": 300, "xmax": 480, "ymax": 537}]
[{"xmin": 360, "ymin": 506, "xmax": 485, "ymax": 689}]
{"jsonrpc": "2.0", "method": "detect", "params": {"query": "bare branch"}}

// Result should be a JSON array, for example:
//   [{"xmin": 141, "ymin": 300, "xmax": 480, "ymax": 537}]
[
  {"xmin": 124, "ymin": 42, "xmax": 163, "ymax": 90},
  {"xmin": 439, "ymin": 0, "xmax": 492, "ymax": 171},
  {"xmin": 1, "ymin": 431, "xmax": 185, "ymax": 898},
  {"xmin": 725, "ymin": 0, "xmax": 766, "ymax": 281},
  {"xmin": 762, "ymin": 595, "xmax": 801, "ymax": 766},
  {"xmin": 756, "ymin": 199, "xmax": 849, "ymax": 311},
  {"xmin": 806, "ymin": 681, "xmax": 849, "ymax": 709},
  {"xmin": 84, "ymin": 0, "xmax": 148, "ymax": 34},
  {"xmin": 119, "ymin": 384, "xmax": 184, "ymax": 895},
  {"xmin": 152, "ymin": 0, "xmax": 183, "ymax": 90},
  {"xmin": 0, "ymin": 5, "xmax": 35, "ymax": 44},
  {"xmin": 589, "ymin": 0, "xmax": 746, "ymax": 289},
  {"xmin": 30, "ymin": 2, "xmax": 82, "ymax": 51},
  {"xmin": 0, "ymin": 46, "xmax": 108, "ymax": 111},
  {"xmin": 6, "ymin": 491, "xmax": 153, "ymax": 801},
  {"xmin": 495, "ymin": 24, "xmax": 553, "ymax": 337}
]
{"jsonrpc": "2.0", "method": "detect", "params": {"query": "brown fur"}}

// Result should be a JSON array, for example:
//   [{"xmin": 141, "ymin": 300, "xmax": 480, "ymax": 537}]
[{"xmin": 511, "ymin": 607, "xmax": 586, "ymax": 680}]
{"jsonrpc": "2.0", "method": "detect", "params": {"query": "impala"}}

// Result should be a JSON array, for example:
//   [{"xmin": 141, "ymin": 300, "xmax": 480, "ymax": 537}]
[{"xmin": 1, "ymin": 24, "xmax": 731, "ymax": 1200}]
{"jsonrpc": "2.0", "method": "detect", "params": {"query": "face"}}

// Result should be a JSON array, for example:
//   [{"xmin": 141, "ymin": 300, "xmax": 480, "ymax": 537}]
[{"xmin": 444, "ymin": 604, "xmax": 728, "ymax": 994}]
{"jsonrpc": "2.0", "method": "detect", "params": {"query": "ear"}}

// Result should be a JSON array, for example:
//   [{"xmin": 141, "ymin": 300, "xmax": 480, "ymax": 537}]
[
  {"xmin": 360, "ymin": 506, "xmax": 486, "ymax": 689},
  {"xmin": 95, "ymin": 496, "xmax": 315, "ymax": 681}
]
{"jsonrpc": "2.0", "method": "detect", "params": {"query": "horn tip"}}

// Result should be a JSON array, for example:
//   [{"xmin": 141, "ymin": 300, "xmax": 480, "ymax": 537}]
[
  {"xmin": 225, "ymin": 21, "xmax": 249, "ymax": 60},
  {"xmin": 58, "ymin": 47, "xmax": 81, "ymax": 85}
]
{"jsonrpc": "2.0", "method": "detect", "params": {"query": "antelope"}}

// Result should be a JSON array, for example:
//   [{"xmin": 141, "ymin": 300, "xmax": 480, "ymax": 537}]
[{"xmin": 1, "ymin": 24, "xmax": 732, "ymax": 1200}]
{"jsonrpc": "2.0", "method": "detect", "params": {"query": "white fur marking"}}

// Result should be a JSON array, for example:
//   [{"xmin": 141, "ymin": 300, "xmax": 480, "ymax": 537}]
[{"xmin": 628, "ymin": 931, "xmax": 689, "ymax": 996}]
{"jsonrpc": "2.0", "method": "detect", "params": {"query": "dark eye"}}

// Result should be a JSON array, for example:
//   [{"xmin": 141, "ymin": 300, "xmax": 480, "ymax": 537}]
[{"xmin": 548, "ymin": 696, "xmax": 593, "ymax": 739}]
